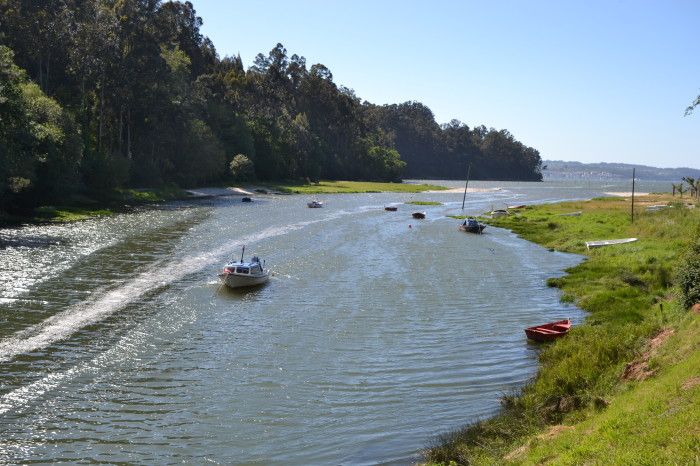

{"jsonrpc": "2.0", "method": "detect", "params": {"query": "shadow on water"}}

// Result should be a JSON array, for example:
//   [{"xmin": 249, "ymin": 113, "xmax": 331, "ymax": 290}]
[
  {"xmin": 215, "ymin": 281, "xmax": 270, "ymax": 299},
  {"xmin": 0, "ymin": 235, "xmax": 65, "ymax": 249}
]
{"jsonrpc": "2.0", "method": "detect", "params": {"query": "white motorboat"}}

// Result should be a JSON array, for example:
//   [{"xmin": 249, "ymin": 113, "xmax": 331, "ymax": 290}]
[
  {"xmin": 308, "ymin": 200, "xmax": 325, "ymax": 208},
  {"xmin": 491, "ymin": 209, "xmax": 509, "ymax": 218},
  {"xmin": 218, "ymin": 248, "xmax": 270, "ymax": 288}
]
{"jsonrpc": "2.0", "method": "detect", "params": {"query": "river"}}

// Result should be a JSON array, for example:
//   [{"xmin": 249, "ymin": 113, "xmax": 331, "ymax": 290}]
[{"xmin": 0, "ymin": 179, "xmax": 669, "ymax": 464}]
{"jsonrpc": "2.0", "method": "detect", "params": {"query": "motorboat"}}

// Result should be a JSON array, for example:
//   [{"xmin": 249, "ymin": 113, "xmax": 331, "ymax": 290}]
[
  {"xmin": 308, "ymin": 200, "xmax": 325, "ymax": 208},
  {"xmin": 218, "ymin": 249, "xmax": 270, "ymax": 288},
  {"xmin": 458, "ymin": 217, "xmax": 485, "ymax": 234},
  {"xmin": 412, "ymin": 211, "xmax": 426, "ymax": 219},
  {"xmin": 524, "ymin": 319, "xmax": 571, "ymax": 342},
  {"xmin": 491, "ymin": 209, "xmax": 509, "ymax": 218}
]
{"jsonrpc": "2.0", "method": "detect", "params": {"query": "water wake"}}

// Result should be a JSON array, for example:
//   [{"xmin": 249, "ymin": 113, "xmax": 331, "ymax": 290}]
[{"xmin": 0, "ymin": 210, "xmax": 351, "ymax": 363}]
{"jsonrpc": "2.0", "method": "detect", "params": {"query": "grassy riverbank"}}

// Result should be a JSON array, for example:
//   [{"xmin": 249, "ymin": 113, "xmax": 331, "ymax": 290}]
[
  {"xmin": 426, "ymin": 194, "xmax": 700, "ymax": 464},
  {"xmin": 1, "ymin": 181, "xmax": 448, "ymax": 224},
  {"xmin": 0, "ymin": 187, "xmax": 186, "ymax": 224},
  {"xmin": 263, "ymin": 180, "xmax": 450, "ymax": 194}
]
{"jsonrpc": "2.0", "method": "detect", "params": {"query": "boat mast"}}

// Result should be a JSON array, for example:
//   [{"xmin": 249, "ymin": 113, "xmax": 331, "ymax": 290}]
[
  {"xmin": 240, "ymin": 245, "xmax": 245, "ymax": 262},
  {"xmin": 461, "ymin": 162, "xmax": 471, "ymax": 210},
  {"xmin": 631, "ymin": 168, "xmax": 635, "ymax": 223}
]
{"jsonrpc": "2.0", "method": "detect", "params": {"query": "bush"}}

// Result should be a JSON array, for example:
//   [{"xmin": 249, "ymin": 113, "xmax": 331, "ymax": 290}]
[{"xmin": 677, "ymin": 223, "xmax": 700, "ymax": 309}]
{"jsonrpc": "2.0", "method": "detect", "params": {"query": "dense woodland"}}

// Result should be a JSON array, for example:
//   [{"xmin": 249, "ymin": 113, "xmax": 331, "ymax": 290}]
[{"xmin": 0, "ymin": 0, "xmax": 544, "ymax": 212}]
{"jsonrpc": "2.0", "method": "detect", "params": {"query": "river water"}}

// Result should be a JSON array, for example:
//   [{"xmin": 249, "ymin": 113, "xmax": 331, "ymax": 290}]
[{"xmin": 0, "ymin": 179, "xmax": 669, "ymax": 464}]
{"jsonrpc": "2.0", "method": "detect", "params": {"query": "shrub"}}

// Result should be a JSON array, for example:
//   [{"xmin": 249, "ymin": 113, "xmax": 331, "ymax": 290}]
[{"xmin": 676, "ymin": 223, "xmax": 700, "ymax": 309}]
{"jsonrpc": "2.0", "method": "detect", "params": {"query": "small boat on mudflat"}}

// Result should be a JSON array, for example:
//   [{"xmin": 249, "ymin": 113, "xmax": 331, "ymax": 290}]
[
  {"xmin": 384, "ymin": 206, "xmax": 398, "ymax": 211},
  {"xmin": 585, "ymin": 238, "xmax": 637, "ymax": 250},
  {"xmin": 242, "ymin": 196, "xmax": 252, "ymax": 202},
  {"xmin": 491, "ymin": 209, "xmax": 509, "ymax": 218},
  {"xmin": 412, "ymin": 211, "xmax": 426, "ymax": 219},
  {"xmin": 308, "ymin": 200, "xmax": 325, "ymax": 208},
  {"xmin": 458, "ymin": 217, "xmax": 485, "ymax": 234},
  {"xmin": 524, "ymin": 319, "xmax": 571, "ymax": 342},
  {"xmin": 218, "ymin": 248, "xmax": 270, "ymax": 289}
]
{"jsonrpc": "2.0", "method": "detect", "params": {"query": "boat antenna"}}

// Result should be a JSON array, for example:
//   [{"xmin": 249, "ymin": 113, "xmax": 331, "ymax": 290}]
[
  {"xmin": 240, "ymin": 245, "xmax": 245, "ymax": 262},
  {"xmin": 461, "ymin": 162, "xmax": 472, "ymax": 210}
]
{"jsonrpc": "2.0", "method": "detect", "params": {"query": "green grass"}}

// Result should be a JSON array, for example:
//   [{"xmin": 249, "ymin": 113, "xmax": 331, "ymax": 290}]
[
  {"xmin": 33, "ymin": 205, "xmax": 116, "ymax": 221},
  {"xmin": 511, "ymin": 316, "xmax": 700, "ymax": 464},
  {"xmin": 407, "ymin": 201, "xmax": 444, "ymax": 206},
  {"xmin": 263, "ymin": 180, "xmax": 450, "ymax": 194},
  {"xmin": 1, "ymin": 187, "xmax": 187, "ymax": 224},
  {"xmin": 422, "ymin": 194, "xmax": 700, "ymax": 465},
  {"xmin": 2, "ymin": 181, "xmax": 445, "ymax": 224}
]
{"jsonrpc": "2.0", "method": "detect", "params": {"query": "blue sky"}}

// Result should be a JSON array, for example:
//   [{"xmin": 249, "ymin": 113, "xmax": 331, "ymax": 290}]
[{"xmin": 192, "ymin": 0, "xmax": 699, "ymax": 169}]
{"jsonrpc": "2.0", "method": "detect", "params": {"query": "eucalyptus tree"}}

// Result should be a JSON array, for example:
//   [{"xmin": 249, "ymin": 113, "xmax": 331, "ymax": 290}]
[
  {"xmin": 0, "ymin": 45, "xmax": 31, "ymax": 206},
  {"xmin": 154, "ymin": 1, "xmax": 216, "ymax": 77},
  {"xmin": 0, "ymin": 0, "xmax": 73, "ymax": 96},
  {"xmin": 440, "ymin": 120, "xmax": 478, "ymax": 176},
  {"xmin": 66, "ymin": 1, "xmax": 120, "ymax": 158},
  {"xmin": 0, "ymin": 46, "xmax": 82, "ymax": 208},
  {"xmin": 369, "ymin": 101, "xmax": 442, "ymax": 178}
]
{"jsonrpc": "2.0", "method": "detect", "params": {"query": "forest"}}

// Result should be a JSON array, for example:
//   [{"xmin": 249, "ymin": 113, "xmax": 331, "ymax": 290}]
[{"xmin": 0, "ymin": 0, "xmax": 545, "ymax": 213}]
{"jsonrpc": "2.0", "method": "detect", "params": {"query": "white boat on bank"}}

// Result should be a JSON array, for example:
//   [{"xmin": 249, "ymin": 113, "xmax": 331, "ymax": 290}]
[
  {"xmin": 491, "ymin": 209, "xmax": 509, "ymax": 218},
  {"xmin": 585, "ymin": 238, "xmax": 637, "ymax": 250},
  {"xmin": 307, "ymin": 200, "xmax": 325, "ymax": 208},
  {"xmin": 217, "ymin": 248, "xmax": 270, "ymax": 288}
]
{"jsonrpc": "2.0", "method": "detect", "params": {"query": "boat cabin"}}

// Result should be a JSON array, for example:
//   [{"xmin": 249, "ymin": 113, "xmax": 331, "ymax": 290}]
[{"xmin": 224, "ymin": 258, "xmax": 263, "ymax": 275}]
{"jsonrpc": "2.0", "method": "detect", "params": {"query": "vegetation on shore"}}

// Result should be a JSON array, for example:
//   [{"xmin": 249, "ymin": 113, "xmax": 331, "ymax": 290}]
[
  {"xmin": 268, "ymin": 180, "xmax": 450, "ymax": 194},
  {"xmin": 0, "ymin": 181, "xmax": 447, "ymax": 224},
  {"xmin": 0, "ymin": 186, "xmax": 185, "ymax": 224},
  {"xmin": 425, "ymin": 194, "xmax": 700, "ymax": 464},
  {"xmin": 1, "ymin": 1, "xmax": 543, "ymax": 217}
]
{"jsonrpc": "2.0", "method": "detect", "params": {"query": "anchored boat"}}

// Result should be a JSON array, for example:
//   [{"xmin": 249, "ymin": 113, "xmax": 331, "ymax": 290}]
[
  {"xmin": 218, "ymin": 247, "xmax": 270, "ymax": 289},
  {"xmin": 458, "ymin": 217, "xmax": 485, "ymax": 234}
]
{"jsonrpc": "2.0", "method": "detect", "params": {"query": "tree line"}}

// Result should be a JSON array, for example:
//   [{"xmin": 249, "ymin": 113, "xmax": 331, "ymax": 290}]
[{"xmin": 0, "ymin": 0, "xmax": 544, "ymax": 213}]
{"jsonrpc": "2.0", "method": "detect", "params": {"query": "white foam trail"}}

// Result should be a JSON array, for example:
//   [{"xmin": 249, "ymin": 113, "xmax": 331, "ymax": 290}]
[{"xmin": 0, "ymin": 212, "xmax": 349, "ymax": 363}]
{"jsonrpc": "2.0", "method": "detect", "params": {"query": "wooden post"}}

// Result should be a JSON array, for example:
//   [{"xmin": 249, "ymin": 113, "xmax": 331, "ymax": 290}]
[{"xmin": 631, "ymin": 168, "xmax": 635, "ymax": 223}]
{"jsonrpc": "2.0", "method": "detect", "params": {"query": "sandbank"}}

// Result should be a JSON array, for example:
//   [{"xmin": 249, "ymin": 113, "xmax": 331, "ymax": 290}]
[
  {"xmin": 603, "ymin": 191, "xmax": 650, "ymax": 197},
  {"xmin": 426, "ymin": 187, "xmax": 503, "ymax": 194}
]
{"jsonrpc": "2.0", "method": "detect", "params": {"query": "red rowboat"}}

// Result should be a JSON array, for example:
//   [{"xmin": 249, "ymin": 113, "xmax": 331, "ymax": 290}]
[{"xmin": 524, "ymin": 319, "xmax": 571, "ymax": 342}]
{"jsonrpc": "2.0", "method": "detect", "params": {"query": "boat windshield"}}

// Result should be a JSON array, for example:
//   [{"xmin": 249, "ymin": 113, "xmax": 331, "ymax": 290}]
[{"xmin": 236, "ymin": 267, "xmax": 249, "ymax": 274}]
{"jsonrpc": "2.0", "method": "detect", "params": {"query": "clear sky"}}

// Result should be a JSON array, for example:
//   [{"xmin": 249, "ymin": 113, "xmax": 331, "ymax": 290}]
[{"xmin": 192, "ymin": 0, "xmax": 699, "ymax": 170}]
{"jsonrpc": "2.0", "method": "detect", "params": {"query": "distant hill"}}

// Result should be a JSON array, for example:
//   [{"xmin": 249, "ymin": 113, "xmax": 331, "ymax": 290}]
[{"xmin": 543, "ymin": 161, "xmax": 700, "ymax": 181}]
